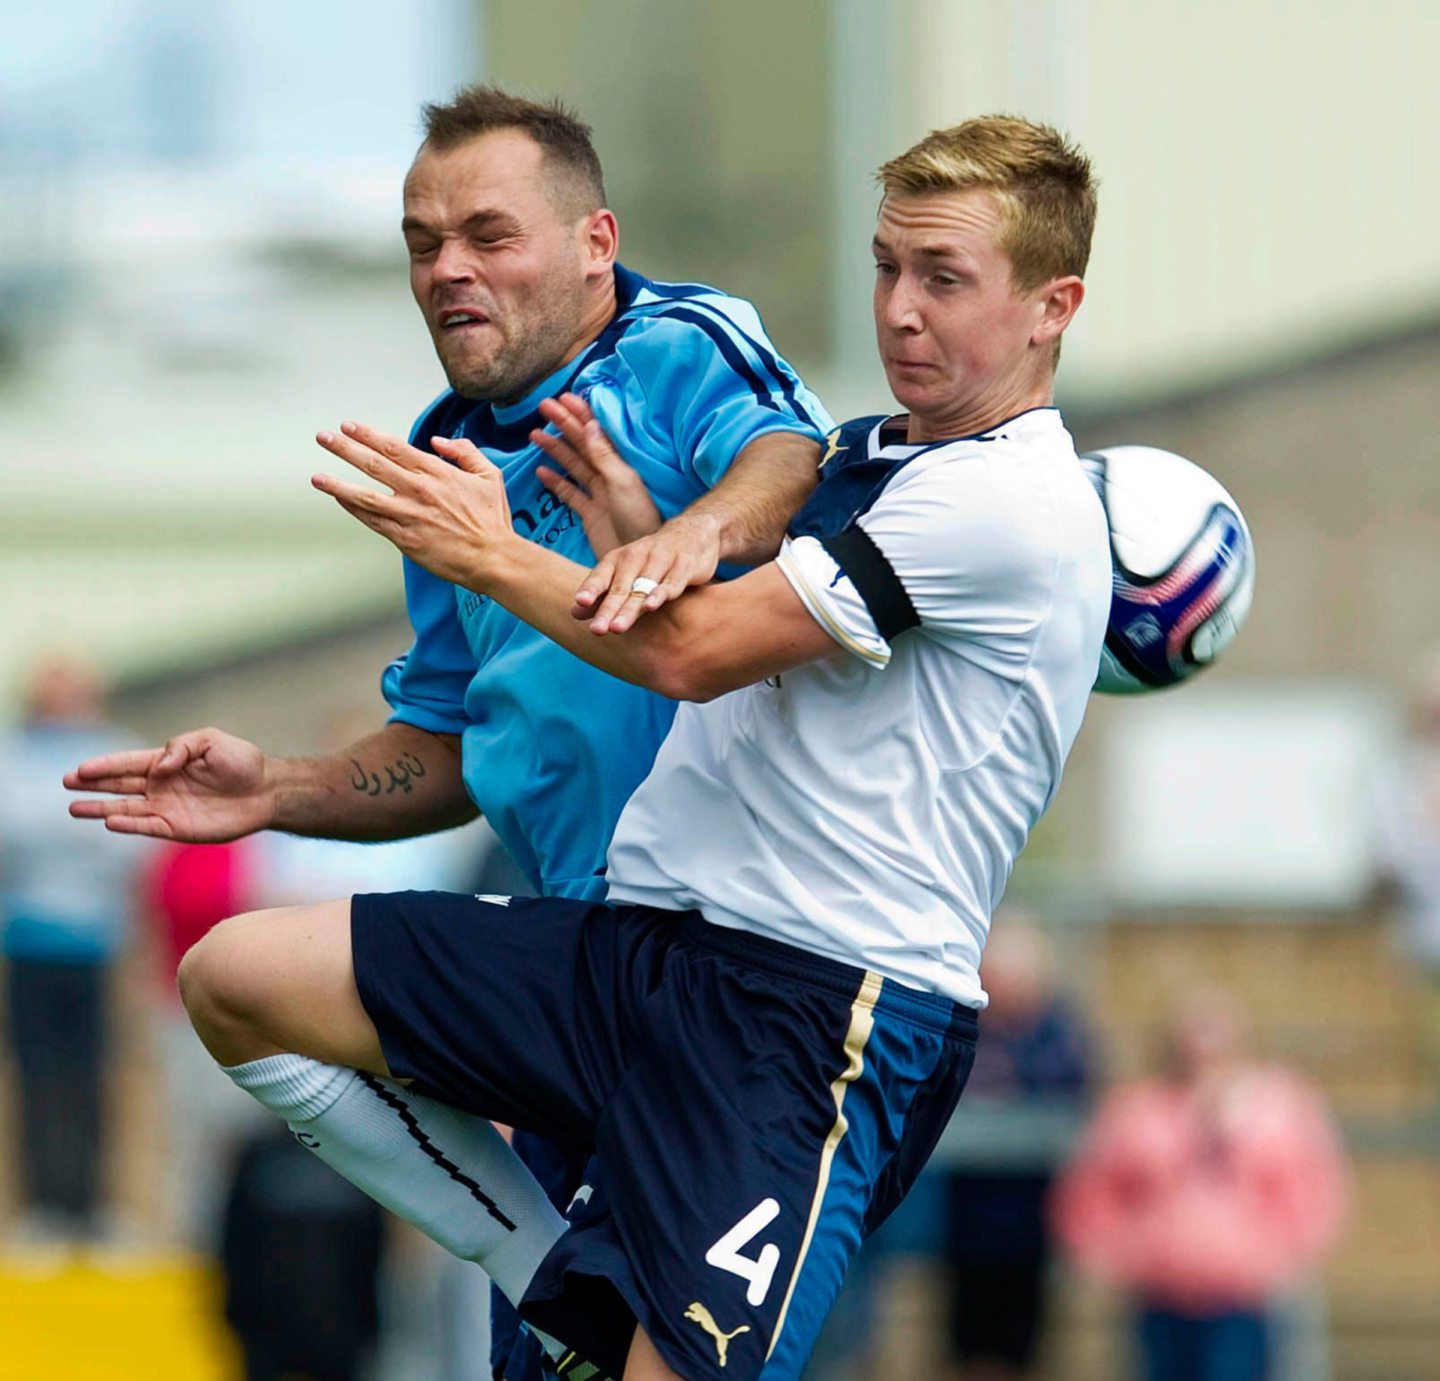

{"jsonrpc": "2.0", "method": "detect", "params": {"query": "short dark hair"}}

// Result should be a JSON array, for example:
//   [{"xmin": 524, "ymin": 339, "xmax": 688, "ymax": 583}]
[{"xmin": 419, "ymin": 84, "xmax": 607, "ymax": 218}]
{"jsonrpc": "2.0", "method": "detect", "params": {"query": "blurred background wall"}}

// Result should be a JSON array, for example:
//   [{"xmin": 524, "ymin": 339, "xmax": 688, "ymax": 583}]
[
  {"xmin": 2, "ymin": 2, "xmax": 1437, "ymax": 1378},
  {"xmin": 4, "ymin": 0, "xmax": 1436, "ymax": 699}
]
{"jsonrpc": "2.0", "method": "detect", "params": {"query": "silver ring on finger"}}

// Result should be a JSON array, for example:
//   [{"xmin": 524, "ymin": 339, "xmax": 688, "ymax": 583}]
[{"xmin": 629, "ymin": 576, "xmax": 660, "ymax": 598}]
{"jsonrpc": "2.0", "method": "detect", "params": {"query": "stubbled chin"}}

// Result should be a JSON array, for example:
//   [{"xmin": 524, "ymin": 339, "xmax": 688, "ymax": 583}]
[
  {"xmin": 439, "ymin": 353, "xmax": 501, "ymax": 397},
  {"xmin": 440, "ymin": 338, "xmax": 497, "ymax": 376}
]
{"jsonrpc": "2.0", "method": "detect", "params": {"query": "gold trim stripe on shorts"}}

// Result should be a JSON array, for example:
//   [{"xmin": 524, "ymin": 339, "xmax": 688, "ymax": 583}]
[{"xmin": 765, "ymin": 970, "xmax": 884, "ymax": 1362}]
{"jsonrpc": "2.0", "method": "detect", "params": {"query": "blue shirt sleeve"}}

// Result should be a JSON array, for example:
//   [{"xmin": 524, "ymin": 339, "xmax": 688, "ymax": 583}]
[
  {"xmin": 381, "ymin": 556, "xmax": 475, "ymax": 735},
  {"xmin": 611, "ymin": 308, "xmax": 833, "ymax": 490},
  {"xmin": 380, "ymin": 398, "xmax": 478, "ymax": 734}
]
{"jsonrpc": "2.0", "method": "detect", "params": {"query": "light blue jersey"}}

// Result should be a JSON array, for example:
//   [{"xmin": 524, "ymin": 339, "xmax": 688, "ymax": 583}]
[{"xmin": 383, "ymin": 264, "xmax": 831, "ymax": 899}]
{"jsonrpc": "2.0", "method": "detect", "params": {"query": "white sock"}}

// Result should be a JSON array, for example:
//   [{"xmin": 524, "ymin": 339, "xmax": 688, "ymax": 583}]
[{"xmin": 224, "ymin": 1053, "xmax": 566, "ymax": 1337}]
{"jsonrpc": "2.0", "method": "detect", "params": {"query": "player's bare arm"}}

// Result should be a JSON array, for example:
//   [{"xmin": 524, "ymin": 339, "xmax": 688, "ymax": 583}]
[
  {"xmin": 533, "ymin": 390, "xmax": 821, "ymax": 634},
  {"xmin": 66, "ymin": 721, "xmax": 474, "ymax": 842},
  {"xmin": 480, "ymin": 546, "xmax": 835, "ymax": 703},
  {"xmin": 315, "ymin": 422, "xmax": 837, "ymax": 701}
]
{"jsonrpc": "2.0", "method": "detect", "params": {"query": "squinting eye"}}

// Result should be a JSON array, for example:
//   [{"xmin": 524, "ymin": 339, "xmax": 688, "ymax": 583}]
[
  {"xmin": 874, "ymin": 261, "xmax": 898, "ymax": 277},
  {"xmin": 408, "ymin": 243, "xmax": 439, "ymax": 259}
]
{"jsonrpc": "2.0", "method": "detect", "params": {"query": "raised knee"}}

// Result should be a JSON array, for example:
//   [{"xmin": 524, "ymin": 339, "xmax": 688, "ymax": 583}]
[{"xmin": 178, "ymin": 911, "xmax": 276, "ymax": 1061}]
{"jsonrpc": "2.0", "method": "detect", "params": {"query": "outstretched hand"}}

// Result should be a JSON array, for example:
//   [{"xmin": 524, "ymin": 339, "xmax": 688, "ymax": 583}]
[
  {"xmin": 312, "ymin": 421, "xmax": 514, "ymax": 587},
  {"xmin": 317, "ymin": 406, "xmax": 725, "ymax": 636},
  {"xmin": 534, "ymin": 393, "xmax": 724, "ymax": 636},
  {"xmin": 65, "ymin": 727, "xmax": 272, "ymax": 841}
]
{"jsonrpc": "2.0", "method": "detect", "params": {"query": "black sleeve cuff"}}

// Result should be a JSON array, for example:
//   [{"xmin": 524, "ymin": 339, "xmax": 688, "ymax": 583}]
[{"xmin": 818, "ymin": 526, "xmax": 919, "ymax": 644}]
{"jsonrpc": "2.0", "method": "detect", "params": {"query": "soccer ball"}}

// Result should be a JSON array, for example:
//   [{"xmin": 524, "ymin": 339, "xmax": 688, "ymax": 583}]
[{"xmin": 1081, "ymin": 445, "xmax": 1255, "ymax": 695}]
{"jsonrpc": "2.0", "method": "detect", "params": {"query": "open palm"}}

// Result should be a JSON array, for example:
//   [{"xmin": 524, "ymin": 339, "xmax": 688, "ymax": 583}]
[{"xmin": 66, "ymin": 727, "xmax": 274, "ymax": 842}]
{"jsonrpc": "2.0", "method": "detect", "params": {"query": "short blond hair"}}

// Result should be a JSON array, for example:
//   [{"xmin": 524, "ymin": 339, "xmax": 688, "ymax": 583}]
[{"xmin": 877, "ymin": 115, "xmax": 1097, "ymax": 292}]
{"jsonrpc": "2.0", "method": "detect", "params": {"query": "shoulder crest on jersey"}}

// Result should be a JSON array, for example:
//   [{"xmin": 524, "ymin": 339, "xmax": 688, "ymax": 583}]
[
  {"xmin": 787, "ymin": 415, "xmax": 904, "ymax": 541},
  {"xmin": 819, "ymin": 416, "xmax": 884, "ymax": 471}
]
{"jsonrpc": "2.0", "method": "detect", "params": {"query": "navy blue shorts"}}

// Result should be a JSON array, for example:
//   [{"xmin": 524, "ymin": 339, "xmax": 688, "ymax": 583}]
[{"xmin": 351, "ymin": 891, "xmax": 977, "ymax": 1380}]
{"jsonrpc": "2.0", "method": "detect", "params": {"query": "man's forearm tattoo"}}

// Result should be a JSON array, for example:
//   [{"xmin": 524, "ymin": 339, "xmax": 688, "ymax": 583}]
[{"xmin": 349, "ymin": 752, "xmax": 428, "ymax": 798}]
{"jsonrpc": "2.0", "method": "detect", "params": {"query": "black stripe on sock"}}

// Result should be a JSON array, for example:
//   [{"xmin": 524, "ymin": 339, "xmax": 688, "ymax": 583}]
[{"xmin": 355, "ymin": 1071, "xmax": 518, "ymax": 1232}]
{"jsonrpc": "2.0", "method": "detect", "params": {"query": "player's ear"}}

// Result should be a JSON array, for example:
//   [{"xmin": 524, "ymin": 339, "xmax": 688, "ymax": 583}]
[
  {"xmin": 1031, "ymin": 275, "xmax": 1084, "ymax": 350},
  {"xmin": 580, "ymin": 208, "xmax": 619, "ymax": 278}
]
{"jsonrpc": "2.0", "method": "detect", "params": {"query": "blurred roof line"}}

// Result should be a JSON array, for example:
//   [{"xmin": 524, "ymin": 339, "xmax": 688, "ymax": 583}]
[{"xmin": 1065, "ymin": 310, "xmax": 1440, "ymax": 432}]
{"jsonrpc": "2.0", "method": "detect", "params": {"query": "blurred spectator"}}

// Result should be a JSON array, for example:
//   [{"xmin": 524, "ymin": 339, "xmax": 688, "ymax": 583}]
[
  {"xmin": 1373, "ymin": 650, "xmax": 1440, "ymax": 1073},
  {"xmin": 220, "ymin": 1123, "xmax": 386, "ymax": 1381},
  {"xmin": 942, "ymin": 920, "xmax": 1094, "ymax": 1381},
  {"xmin": 0, "ymin": 653, "xmax": 146, "ymax": 1243},
  {"xmin": 143, "ymin": 837, "xmax": 269, "ymax": 1246},
  {"xmin": 1052, "ymin": 990, "xmax": 1347, "ymax": 1381}
]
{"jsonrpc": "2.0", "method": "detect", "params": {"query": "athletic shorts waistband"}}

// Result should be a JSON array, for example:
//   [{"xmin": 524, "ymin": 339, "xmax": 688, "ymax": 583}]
[{"xmin": 676, "ymin": 913, "xmax": 978, "ymax": 1039}]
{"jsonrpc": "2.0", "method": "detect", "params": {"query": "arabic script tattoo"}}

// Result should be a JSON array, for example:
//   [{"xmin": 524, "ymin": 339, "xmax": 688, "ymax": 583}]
[{"xmin": 348, "ymin": 751, "xmax": 428, "ymax": 798}]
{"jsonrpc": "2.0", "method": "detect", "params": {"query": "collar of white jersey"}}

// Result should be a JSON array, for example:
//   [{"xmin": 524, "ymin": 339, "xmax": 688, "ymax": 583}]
[{"xmin": 868, "ymin": 405, "xmax": 1062, "ymax": 459}]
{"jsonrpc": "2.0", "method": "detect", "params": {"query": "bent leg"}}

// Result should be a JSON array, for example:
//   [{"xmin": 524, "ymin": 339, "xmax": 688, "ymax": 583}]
[
  {"xmin": 178, "ymin": 897, "xmax": 569, "ymax": 1318},
  {"xmin": 179, "ymin": 899, "xmax": 382, "ymax": 1071}
]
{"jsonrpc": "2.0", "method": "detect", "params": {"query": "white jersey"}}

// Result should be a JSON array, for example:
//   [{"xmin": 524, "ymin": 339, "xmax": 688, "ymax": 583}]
[{"xmin": 606, "ymin": 407, "xmax": 1111, "ymax": 1007}]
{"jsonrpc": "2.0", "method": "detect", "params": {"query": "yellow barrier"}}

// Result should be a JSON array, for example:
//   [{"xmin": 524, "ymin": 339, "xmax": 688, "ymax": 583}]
[{"xmin": 0, "ymin": 1251, "xmax": 236, "ymax": 1381}]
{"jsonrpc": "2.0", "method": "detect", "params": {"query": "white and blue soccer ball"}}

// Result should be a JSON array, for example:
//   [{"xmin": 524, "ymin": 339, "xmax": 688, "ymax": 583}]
[{"xmin": 1081, "ymin": 445, "xmax": 1255, "ymax": 695}]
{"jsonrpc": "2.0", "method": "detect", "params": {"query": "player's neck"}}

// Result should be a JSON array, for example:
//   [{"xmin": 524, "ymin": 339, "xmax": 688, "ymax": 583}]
[
  {"xmin": 555, "ymin": 272, "xmax": 619, "ymax": 372},
  {"xmin": 906, "ymin": 371, "xmax": 1054, "ymax": 444}
]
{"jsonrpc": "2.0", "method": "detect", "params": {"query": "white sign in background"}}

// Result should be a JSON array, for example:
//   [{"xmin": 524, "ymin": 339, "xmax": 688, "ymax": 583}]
[{"xmin": 1103, "ymin": 683, "xmax": 1394, "ymax": 910}]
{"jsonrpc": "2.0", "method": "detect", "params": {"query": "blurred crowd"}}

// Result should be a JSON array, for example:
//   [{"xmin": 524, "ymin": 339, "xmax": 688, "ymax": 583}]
[{"xmin": 8, "ymin": 647, "xmax": 1440, "ymax": 1380}]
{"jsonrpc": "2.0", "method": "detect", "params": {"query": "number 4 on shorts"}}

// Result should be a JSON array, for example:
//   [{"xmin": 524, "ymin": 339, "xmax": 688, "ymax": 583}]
[{"xmin": 705, "ymin": 1198, "xmax": 781, "ymax": 1307}]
